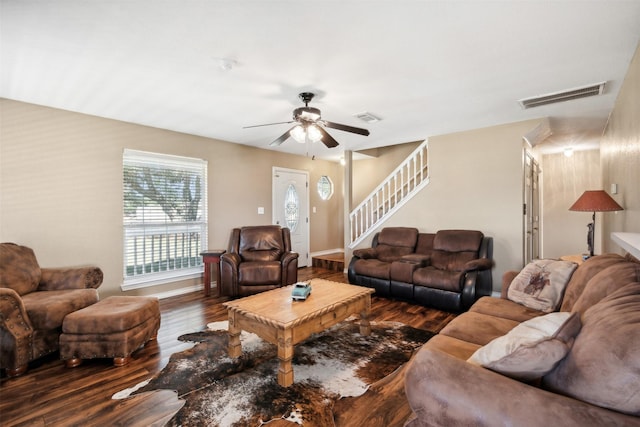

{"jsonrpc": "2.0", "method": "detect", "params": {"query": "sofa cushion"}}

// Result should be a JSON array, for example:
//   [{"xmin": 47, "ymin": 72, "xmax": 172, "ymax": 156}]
[
  {"xmin": 507, "ymin": 259, "xmax": 577, "ymax": 313},
  {"xmin": 413, "ymin": 268, "xmax": 464, "ymax": 292},
  {"xmin": 433, "ymin": 230, "xmax": 483, "ymax": 253},
  {"xmin": 0, "ymin": 243, "xmax": 41, "ymax": 296},
  {"xmin": 21, "ymin": 289, "xmax": 99, "ymax": 330},
  {"xmin": 560, "ymin": 253, "xmax": 627, "ymax": 312},
  {"xmin": 239, "ymin": 227, "xmax": 284, "ymax": 262},
  {"xmin": 377, "ymin": 227, "xmax": 419, "ymax": 248},
  {"xmin": 468, "ymin": 312, "xmax": 580, "ymax": 381},
  {"xmin": 374, "ymin": 227, "xmax": 419, "ymax": 262},
  {"xmin": 238, "ymin": 261, "xmax": 282, "ymax": 285},
  {"xmin": 353, "ymin": 259, "xmax": 391, "ymax": 280},
  {"xmin": 423, "ymin": 333, "xmax": 481, "ymax": 361},
  {"xmin": 570, "ymin": 260, "xmax": 640, "ymax": 316},
  {"xmin": 470, "ymin": 296, "xmax": 547, "ymax": 323},
  {"xmin": 439, "ymin": 311, "xmax": 520, "ymax": 346},
  {"xmin": 543, "ymin": 282, "xmax": 640, "ymax": 415}
]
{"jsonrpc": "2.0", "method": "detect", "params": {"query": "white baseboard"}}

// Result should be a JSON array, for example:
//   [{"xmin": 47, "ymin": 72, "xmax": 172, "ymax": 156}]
[
  {"xmin": 310, "ymin": 248, "xmax": 344, "ymax": 257},
  {"xmin": 150, "ymin": 283, "xmax": 206, "ymax": 300}
]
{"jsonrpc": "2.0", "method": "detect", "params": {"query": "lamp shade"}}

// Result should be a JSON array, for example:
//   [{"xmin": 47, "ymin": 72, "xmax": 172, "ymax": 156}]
[{"xmin": 569, "ymin": 190, "xmax": 623, "ymax": 212}]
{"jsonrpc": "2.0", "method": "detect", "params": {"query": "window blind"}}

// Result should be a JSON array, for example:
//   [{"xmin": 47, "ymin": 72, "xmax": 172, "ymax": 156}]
[{"xmin": 122, "ymin": 149, "xmax": 207, "ymax": 287}]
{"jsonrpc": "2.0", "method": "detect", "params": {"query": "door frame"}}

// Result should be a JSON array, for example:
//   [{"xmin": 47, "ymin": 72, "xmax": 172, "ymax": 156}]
[{"xmin": 272, "ymin": 166, "xmax": 311, "ymax": 267}]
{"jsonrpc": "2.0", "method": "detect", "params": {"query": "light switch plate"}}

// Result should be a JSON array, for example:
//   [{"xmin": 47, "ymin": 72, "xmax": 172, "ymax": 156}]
[{"xmin": 258, "ymin": 207, "xmax": 264, "ymax": 214}]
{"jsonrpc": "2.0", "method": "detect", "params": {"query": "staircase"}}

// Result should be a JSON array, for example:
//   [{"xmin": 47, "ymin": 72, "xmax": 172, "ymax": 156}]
[{"xmin": 349, "ymin": 140, "xmax": 429, "ymax": 248}]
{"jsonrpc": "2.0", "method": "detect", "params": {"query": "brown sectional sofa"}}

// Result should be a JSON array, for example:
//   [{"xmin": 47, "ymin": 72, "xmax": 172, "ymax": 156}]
[
  {"xmin": 348, "ymin": 227, "xmax": 493, "ymax": 312},
  {"xmin": 404, "ymin": 253, "xmax": 640, "ymax": 426}
]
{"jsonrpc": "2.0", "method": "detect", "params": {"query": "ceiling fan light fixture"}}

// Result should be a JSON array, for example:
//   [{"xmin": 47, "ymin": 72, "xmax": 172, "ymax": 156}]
[
  {"xmin": 291, "ymin": 124, "xmax": 323, "ymax": 143},
  {"xmin": 307, "ymin": 124, "xmax": 322, "ymax": 142},
  {"xmin": 291, "ymin": 125, "xmax": 307, "ymax": 143}
]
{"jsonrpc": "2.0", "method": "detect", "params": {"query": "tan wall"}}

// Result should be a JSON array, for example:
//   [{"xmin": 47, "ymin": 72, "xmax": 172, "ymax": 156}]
[
  {"xmin": 601, "ymin": 42, "xmax": 640, "ymax": 251},
  {"xmin": 541, "ymin": 150, "xmax": 602, "ymax": 258},
  {"xmin": 353, "ymin": 119, "xmax": 544, "ymax": 291},
  {"xmin": 0, "ymin": 99, "xmax": 343, "ymax": 297}
]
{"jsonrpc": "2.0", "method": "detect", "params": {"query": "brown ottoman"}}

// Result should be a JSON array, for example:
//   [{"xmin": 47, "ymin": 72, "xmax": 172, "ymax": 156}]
[{"xmin": 60, "ymin": 296, "xmax": 161, "ymax": 367}]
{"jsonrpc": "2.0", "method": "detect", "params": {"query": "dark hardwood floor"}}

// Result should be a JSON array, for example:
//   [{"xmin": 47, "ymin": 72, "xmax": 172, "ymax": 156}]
[{"xmin": 0, "ymin": 268, "xmax": 456, "ymax": 427}]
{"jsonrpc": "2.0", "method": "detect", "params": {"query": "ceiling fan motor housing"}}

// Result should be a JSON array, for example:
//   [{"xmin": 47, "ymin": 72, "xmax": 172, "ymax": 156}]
[{"xmin": 293, "ymin": 106, "xmax": 321, "ymax": 122}]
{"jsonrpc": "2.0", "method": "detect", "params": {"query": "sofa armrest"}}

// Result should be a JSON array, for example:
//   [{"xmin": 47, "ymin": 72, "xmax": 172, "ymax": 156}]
[
  {"xmin": 462, "ymin": 258, "xmax": 493, "ymax": 272},
  {"xmin": 0, "ymin": 288, "xmax": 34, "ymax": 370},
  {"xmin": 405, "ymin": 348, "xmax": 638, "ymax": 427},
  {"xmin": 281, "ymin": 251, "xmax": 299, "ymax": 286},
  {"xmin": 399, "ymin": 254, "xmax": 431, "ymax": 266},
  {"xmin": 352, "ymin": 248, "xmax": 377, "ymax": 259},
  {"xmin": 219, "ymin": 253, "xmax": 242, "ymax": 297},
  {"xmin": 39, "ymin": 267, "xmax": 103, "ymax": 291},
  {"xmin": 501, "ymin": 270, "xmax": 520, "ymax": 299}
]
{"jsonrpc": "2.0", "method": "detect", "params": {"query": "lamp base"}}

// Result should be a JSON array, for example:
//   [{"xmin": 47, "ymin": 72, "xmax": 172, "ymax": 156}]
[{"xmin": 587, "ymin": 220, "xmax": 595, "ymax": 257}]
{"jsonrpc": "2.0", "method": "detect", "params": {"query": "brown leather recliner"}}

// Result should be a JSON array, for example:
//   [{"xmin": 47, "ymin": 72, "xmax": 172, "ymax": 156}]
[
  {"xmin": 219, "ymin": 226, "xmax": 299, "ymax": 297},
  {"xmin": 0, "ymin": 243, "xmax": 103, "ymax": 377}
]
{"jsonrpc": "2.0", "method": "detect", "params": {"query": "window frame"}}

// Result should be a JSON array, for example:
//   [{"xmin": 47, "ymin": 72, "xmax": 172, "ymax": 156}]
[
  {"xmin": 317, "ymin": 175, "xmax": 334, "ymax": 200},
  {"xmin": 122, "ymin": 149, "xmax": 208, "ymax": 290}
]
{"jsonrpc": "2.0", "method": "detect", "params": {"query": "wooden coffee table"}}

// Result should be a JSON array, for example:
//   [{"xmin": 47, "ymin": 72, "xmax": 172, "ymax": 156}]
[{"xmin": 222, "ymin": 279, "xmax": 375, "ymax": 387}]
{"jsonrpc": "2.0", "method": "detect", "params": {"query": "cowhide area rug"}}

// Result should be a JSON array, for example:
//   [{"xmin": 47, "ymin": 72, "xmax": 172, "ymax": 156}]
[{"xmin": 114, "ymin": 318, "xmax": 433, "ymax": 427}]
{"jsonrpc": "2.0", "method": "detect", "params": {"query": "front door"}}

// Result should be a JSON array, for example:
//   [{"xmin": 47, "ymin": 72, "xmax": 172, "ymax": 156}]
[{"xmin": 273, "ymin": 167, "xmax": 310, "ymax": 267}]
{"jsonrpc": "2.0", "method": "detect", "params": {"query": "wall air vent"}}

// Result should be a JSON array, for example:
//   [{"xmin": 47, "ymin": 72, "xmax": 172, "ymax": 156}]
[
  {"xmin": 354, "ymin": 112, "xmax": 381, "ymax": 123},
  {"xmin": 518, "ymin": 81, "xmax": 606, "ymax": 109}
]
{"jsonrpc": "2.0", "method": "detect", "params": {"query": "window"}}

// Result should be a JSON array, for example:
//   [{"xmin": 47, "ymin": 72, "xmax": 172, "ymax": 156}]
[
  {"xmin": 284, "ymin": 183, "xmax": 299, "ymax": 232},
  {"xmin": 122, "ymin": 149, "xmax": 207, "ymax": 289},
  {"xmin": 317, "ymin": 175, "xmax": 334, "ymax": 200}
]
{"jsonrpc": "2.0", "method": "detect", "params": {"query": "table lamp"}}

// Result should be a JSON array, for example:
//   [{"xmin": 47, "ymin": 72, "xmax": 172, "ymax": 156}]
[{"xmin": 569, "ymin": 190, "xmax": 623, "ymax": 257}]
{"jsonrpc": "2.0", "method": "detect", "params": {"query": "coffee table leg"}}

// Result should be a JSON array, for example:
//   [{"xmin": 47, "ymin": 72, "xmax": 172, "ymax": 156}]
[
  {"xmin": 359, "ymin": 310, "xmax": 371, "ymax": 336},
  {"xmin": 228, "ymin": 312, "xmax": 242, "ymax": 358},
  {"xmin": 277, "ymin": 328, "xmax": 294, "ymax": 387}
]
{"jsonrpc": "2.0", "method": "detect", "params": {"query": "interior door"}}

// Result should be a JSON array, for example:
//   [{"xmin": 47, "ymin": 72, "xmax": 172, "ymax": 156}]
[
  {"xmin": 524, "ymin": 151, "xmax": 541, "ymax": 263},
  {"xmin": 273, "ymin": 167, "xmax": 310, "ymax": 267}
]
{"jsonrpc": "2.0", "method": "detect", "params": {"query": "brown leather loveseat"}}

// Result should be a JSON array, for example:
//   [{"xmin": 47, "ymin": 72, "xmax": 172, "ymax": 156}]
[
  {"xmin": 220, "ymin": 225, "xmax": 299, "ymax": 297},
  {"xmin": 348, "ymin": 227, "xmax": 493, "ymax": 312},
  {"xmin": 0, "ymin": 243, "xmax": 103, "ymax": 377}
]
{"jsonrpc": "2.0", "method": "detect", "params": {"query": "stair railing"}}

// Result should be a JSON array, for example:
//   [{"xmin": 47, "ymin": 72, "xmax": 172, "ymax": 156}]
[{"xmin": 349, "ymin": 139, "xmax": 430, "ymax": 247}]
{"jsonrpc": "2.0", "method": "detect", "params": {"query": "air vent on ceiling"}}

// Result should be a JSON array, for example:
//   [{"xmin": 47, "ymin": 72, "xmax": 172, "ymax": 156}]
[
  {"xmin": 354, "ymin": 112, "xmax": 381, "ymax": 123},
  {"xmin": 518, "ymin": 81, "xmax": 606, "ymax": 109}
]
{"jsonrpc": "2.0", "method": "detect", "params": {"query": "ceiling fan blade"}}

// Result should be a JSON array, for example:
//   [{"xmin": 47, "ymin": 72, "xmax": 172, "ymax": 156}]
[
  {"xmin": 323, "ymin": 121, "xmax": 370, "ymax": 136},
  {"xmin": 269, "ymin": 127, "xmax": 295, "ymax": 146},
  {"xmin": 316, "ymin": 126, "xmax": 339, "ymax": 148},
  {"xmin": 243, "ymin": 121, "xmax": 294, "ymax": 129}
]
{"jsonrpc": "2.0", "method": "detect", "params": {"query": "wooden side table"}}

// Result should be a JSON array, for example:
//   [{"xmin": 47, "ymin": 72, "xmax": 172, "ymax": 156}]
[{"xmin": 200, "ymin": 249, "xmax": 226, "ymax": 297}]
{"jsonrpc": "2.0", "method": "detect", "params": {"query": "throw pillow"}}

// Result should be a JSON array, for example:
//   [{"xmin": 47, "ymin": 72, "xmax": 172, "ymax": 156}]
[
  {"xmin": 508, "ymin": 259, "xmax": 578, "ymax": 312},
  {"xmin": 467, "ymin": 312, "xmax": 580, "ymax": 381}
]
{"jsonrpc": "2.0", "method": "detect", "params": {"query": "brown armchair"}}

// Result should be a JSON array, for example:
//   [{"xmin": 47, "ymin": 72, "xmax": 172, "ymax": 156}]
[
  {"xmin": 0, "ymin": 243, "xmax": 103, "ymax": 377},
  {"xmin": 219, "ymin": 226, "xmax": 299, "ymax": 297}
]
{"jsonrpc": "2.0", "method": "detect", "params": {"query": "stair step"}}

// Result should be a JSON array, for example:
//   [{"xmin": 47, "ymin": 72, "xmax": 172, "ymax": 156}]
[{"xmin": 312, "ymin": 252, "xmax": 344, "ymax": 271}]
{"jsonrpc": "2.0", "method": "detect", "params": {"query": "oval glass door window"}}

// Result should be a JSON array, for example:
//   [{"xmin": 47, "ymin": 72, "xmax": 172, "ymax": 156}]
[
  {"xmin": 285, "ymin": 183, "xmax": 299, "ymax": 232},
  {"xmin": 317, "ymin": 175, "xmax": 334, "ymax": 200}
]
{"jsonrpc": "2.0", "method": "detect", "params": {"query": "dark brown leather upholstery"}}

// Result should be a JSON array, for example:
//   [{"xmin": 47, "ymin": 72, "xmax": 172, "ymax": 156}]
[
  {"xmin": 219, "ymin": 226, "xmax": 299, "ymax": 297},
  {"xmin": 348, "ymin": 228, "xmax": 493, "ymax": 311},
  {"xmin": 0, "ymin": 242, "xmax": 103, "ymax": 377}
]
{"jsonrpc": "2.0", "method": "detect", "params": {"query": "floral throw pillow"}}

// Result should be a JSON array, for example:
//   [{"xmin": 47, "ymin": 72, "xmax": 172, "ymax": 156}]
[{"xmin": 508, "ymin": 259, "xmax": 578, "ymax": 313}]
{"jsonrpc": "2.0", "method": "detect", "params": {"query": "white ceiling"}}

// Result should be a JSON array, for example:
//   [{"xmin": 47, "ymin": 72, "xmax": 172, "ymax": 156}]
[{"xmin": 2, "ymin": 1, "xmax": 639, "ymax": 161}]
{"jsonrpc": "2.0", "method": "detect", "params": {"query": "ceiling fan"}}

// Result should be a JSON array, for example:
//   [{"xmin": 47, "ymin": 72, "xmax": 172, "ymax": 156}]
[{"xmin": 244, "ymin": 92, "xmax": 370, "ymax": 148}]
